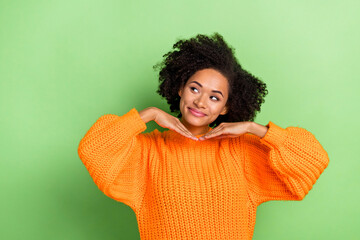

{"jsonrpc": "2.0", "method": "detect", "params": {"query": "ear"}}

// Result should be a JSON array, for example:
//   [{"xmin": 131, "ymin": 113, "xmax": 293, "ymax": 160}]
[
  {"xmin": 178, "ymin": 88, "xmax": 182, "ymax": 97},
  {"xmin": 219, "ymin": 105, "xmax": 228, "ymax": 115}
]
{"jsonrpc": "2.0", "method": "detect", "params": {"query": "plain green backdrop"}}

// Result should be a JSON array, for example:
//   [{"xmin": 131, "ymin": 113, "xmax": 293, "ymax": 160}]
[{"xmin": 0, "ymin": 0, "xmax": 358, "ymax": 239}]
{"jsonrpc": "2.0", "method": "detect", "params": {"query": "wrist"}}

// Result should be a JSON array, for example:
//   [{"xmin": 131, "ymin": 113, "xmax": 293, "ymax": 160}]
[
  {"xmin": 247, "ymin": 122, "xmax": 268, "ymax": 138},
  {"xmin": 139, "ymin": 107, "xmax": 158, "ymax": 123},
  {"xmin": 246, "ymin": 122, "xmax": 255, "ymax": 134}
]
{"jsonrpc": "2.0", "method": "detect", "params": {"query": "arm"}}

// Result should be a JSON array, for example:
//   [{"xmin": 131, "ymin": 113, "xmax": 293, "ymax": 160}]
[
  {"xmin": 247, "ymin": 121, "xmax": 269, "ymax": 138},
  {"xmin": 139, "ymin": 107, "xmax": 158, "ymax": 123},
  {"xmin": 77, "ymin": 108, "xmax": 155, "ymax": 210},
  {"xmin": 233, "ymin": 121, "xmax": 330, "ymax": 206}
]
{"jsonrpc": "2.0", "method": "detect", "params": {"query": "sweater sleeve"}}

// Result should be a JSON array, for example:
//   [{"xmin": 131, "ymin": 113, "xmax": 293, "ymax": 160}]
[
  {"xmin": 77, "ymin": 108, "xmax": 151, "ymax": 210},
  {"xmin": 239, "ymin": 121, "xmax": 330, "ymax": 206}
]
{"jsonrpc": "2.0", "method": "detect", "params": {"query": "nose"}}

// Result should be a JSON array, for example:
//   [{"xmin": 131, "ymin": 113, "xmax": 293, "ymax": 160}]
[{"xmin": 194, "ymin": 94, "xmax": 206, "ymax": 108}]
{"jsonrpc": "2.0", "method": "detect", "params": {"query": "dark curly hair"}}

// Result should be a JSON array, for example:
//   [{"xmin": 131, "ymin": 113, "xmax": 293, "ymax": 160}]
[{"xmin": 153, "ymin": 32, "xmax": 268, "ymax": 128}]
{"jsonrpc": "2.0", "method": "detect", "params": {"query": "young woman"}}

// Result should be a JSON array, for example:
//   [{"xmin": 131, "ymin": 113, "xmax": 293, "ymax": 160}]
[{"xmin": 78, "ymin": 33, "xmax": 329, "ymax": 240}]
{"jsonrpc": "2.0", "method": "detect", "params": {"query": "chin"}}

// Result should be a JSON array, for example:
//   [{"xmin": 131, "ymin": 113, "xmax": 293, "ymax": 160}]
[{"xmin": 184, "ymin": 115, "xmax": 210, "ymax": 127}]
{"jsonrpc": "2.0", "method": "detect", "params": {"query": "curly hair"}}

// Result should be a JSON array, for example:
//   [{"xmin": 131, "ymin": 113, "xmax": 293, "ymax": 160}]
[{"xmin": 153, "ymin": 32, "xmax": 268, "ymax": 128}]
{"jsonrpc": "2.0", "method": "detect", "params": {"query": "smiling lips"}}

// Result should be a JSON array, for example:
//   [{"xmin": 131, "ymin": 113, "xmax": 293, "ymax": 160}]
[{"xmin": 188, "ymin": 107, "xmax": 206, "ymax": 117}]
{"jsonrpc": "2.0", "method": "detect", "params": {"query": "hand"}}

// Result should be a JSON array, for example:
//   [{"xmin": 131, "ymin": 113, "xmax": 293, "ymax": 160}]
[
  {"xmin": 153, "ymin": 108, "xmax": 198, "ymax": 141},
  {"xmin": 198, "ymin": 122, "xmax": 251, "ymax": 141}
]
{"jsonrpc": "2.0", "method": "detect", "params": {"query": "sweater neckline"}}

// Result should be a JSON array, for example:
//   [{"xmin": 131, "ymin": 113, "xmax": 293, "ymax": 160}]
[
  {"xmin": 194, "ymin": 127, "xmax": 213, "ymax": 137},
  {"xmin": 165, "ymin": 127, "xmax": 213, "ymax": 142}
]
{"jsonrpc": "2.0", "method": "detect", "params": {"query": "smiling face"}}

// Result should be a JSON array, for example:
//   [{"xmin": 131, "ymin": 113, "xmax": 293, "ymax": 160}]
[{"xmin": 178, "ymin": 68, "xmax": 229, "ymax": 136}]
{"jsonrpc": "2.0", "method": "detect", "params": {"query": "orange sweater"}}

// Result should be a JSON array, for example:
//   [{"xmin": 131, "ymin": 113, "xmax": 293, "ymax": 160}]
[{"xmin": 78, "ymin": 108, "xmax": 329, "ymax": 239}]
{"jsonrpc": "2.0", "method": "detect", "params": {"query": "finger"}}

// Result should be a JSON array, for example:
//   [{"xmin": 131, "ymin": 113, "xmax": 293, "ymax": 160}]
[
  {"xmin": 169, "ymin": 119, "xmax": 189, "ymax": 135},
  {"xmin": 198, "ymin": 129, "xmax": 217, "ymax": 140},
  {"xmin": 175, "ymin": 122, "xmax": 198, "ymax": 140},
  {"xmin": 175, "ymin": 121, "xmax": 193, "ymax": 136},
  {"xmin": 199, "ymin": 130, "xmax": 223, "ymax": 140},
  {"xmin": 203, "ymin": 126, "xmax": 220, "ymax": 136},
  {"xmin": 204, "ymin": 130, "xmax": 224, "ymax": 139},
  {"xmin": 199, "ymin": 133, "xmax": 236, "ymax": 141},
  {"xmin": 203, "ymin": 125, "xmax": 224, "ymax": 138}
]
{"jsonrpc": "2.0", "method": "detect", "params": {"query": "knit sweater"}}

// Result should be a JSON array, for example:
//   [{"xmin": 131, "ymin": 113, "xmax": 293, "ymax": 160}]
[{"xmin": 77, "ymin": 108, "xmax": 329, "ymax": 240}]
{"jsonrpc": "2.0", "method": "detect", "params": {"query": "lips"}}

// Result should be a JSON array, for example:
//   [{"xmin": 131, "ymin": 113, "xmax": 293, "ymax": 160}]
[{"xmin": 188, "ymin": 107, "xmax": 206, "ymax": 117}]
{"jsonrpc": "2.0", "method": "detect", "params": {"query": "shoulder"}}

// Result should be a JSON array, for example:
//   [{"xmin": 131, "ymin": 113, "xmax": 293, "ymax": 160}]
[
  {"xmin": 138, "ymin": 128, "xmax": 169, "ymax": 146},
  {"xmin": 139, "ymin": 128, "xmax": 163, "ymax": 140},
  {"xmin": 227, "ymin": 133, "xmax": 271, "ymax": 155},
  {"xmin": 228, "ymin": 133, "xmax": 261, "ymax": 146}
]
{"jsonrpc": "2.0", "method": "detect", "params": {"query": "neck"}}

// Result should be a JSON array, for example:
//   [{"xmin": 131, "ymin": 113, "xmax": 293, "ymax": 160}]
[{"xmin": 180, "ymin": 118, "xmax": 210, "ymax": 136}]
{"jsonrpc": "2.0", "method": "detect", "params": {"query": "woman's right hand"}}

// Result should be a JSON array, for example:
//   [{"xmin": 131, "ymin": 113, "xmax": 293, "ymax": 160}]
[{"xmin": 139, "ymin": 107, "xmax": 198, "ymax": 141}]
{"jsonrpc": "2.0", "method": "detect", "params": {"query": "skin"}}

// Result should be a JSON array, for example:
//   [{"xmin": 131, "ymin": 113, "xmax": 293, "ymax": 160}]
[
  {"xmin": 178, "ymin": 68, "xmax": 229, "ymax": 136},
  {"xmin": 139, "ymin": 68, "xmax": 269, "ymax": 141}
]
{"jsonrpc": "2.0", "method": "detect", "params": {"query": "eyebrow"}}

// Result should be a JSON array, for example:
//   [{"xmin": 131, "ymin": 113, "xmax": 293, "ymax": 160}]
[{"xmin": 190, "ymin": 81, "xmax": 224, "ymax": 97}]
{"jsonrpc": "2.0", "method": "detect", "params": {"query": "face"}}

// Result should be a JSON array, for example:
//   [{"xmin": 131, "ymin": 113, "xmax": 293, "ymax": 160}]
[{"xmin": 178, "ymin": 68, "xmax": 229, "ymax": 135}]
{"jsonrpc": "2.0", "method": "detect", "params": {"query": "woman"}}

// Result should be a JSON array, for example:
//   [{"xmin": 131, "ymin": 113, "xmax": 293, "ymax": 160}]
[{"xmin": 78, "ymin": 33, "xmax": 329, "ymax": 239}]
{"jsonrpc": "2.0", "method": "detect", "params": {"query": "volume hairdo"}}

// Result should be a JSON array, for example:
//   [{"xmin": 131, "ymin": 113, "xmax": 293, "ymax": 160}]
[{"xmin": 153, "ymin": 32, "xmax": 268, "ymax": 128}]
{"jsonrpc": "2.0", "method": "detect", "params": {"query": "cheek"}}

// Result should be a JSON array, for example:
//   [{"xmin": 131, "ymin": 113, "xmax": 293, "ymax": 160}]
[
  {"xmin": 181, "ymin": 93, "xmax": 192, "ymax": 104},
  {"xmin": 179, "ymin": 96, "xmax": 187, "ymax": 110},
  {"xmin": 215, "ymin": 104, "xmax": 226, "ymax": 114}
]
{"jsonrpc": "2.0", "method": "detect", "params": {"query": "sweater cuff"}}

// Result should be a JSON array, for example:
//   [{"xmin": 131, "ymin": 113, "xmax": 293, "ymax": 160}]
[
  {"xmin": 123, "ymin": 108, "xmax": 147, "ymax": 134},
  {"xmin": 259, "ymin": 121, "xmax": 288, "ymax": 148},
  {"xmin": 105, "ymin": 108, "xmax": 147, "ymax": 136}
]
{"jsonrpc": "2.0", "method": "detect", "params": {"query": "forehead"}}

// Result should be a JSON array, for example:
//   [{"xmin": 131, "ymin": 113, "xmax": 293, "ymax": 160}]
[{"xmin": 186, "ymin": 68, "xmax": 229, "ymax": 93}]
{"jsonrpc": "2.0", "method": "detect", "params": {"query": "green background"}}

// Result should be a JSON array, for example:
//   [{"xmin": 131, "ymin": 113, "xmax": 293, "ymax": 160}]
[{"xmin": 1, "ymin": 0, "xmax": 358, "ymax": 239}]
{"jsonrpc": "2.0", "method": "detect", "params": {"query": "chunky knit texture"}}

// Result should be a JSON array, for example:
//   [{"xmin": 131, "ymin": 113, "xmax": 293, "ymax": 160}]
[{"xmin": 78, "ymin": 108, "xmax": 329, "ymax": 240}]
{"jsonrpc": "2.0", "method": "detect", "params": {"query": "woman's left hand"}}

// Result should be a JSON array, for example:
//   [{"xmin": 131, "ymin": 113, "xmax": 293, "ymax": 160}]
[
  {"xmin": 198, "ymin": 121, "xmax": 269, "ymax": 140},
  {"xmin": 198, "ymin": 122, "xmax": 251, "ymax": 140}
]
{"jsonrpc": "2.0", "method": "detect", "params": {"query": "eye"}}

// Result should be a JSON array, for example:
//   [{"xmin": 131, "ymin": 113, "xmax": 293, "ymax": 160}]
[
  {"xmin": 190, "ymin": 87, "xmax": 219, "ymax": 101},
  {"xmin": 190, "ymin": 87, "xmax": 199, "ymax": 92}
]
